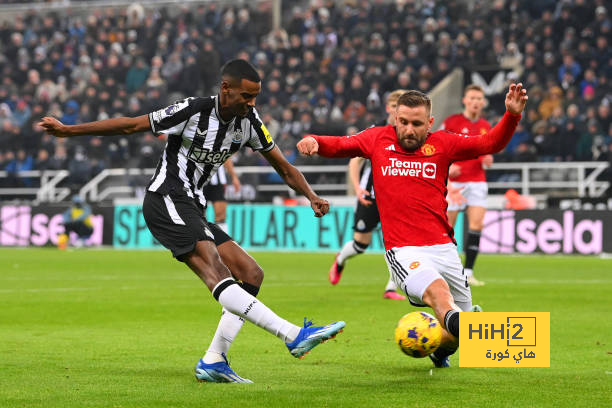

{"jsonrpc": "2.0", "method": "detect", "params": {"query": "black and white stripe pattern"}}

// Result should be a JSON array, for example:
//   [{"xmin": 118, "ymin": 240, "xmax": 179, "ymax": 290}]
[
  {"xmin": 358, "ymin": 119, "xmax": 386, "ymax": 199},
  {"xmin": 208, "ymin": 166, "xmax": 228, "ymax": 186},
  {"xmin": 385, "ymin": 248, "xmax": 409, "ymax": 282},
  {"xmin": 147, "ymin": 96, "xmax": 274, "ymax": 208},
  {"xmin": 359, "ymin": 161, "xmax": 374, "ymax": 198}
]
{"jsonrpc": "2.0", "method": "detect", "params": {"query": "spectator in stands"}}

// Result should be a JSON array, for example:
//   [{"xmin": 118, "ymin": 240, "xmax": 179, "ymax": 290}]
[
  {"xmin": 12, "ymin": 100, "xmax": 31, "ymax": 128},
  {"xmin": 538, "ymin": 86, "xmax": 564, "ymax": 120},
  {"xmin": 0, "ymin": 0, "xmax": 609, "ymax": 177},
  {"xmin": 61, "ymin": 100, "xmax": 80, "ymax": 126},
  {"xmin": 67, "ymin": 145, "xmax": 91, "ymax": 191},
  {"xmin": 4, "ymin": 148, "xmax": 34, "ymax": 187},
  {"xmin": 125, "ymin": 58, "xmax": 150, "ymax": 93}
]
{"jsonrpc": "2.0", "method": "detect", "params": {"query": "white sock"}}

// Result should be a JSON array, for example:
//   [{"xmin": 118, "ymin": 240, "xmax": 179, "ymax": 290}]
[
  {"xmin": 337, "ymin": 240, "xmax": 364, "ymax": 265},
  {"xmin": 455, "ymin": 300, "xmax": 473, "ymax": 312},
  {"xmin": 465, "ymin": 268, "xmax": 474, "ymax": 278},
  {"xmin": 215, "ymin": 280, "xmax": 301, "ymax": 343},
  {"xmin": 217, "ymin": 222, "xmax": 228, "ymax": 233},
  {"xmin": 384, "ymin": 277, "xmax": 398, "ymax": 292},
  {"xmin": 203, "ymin": 308, "xmax": 245, "ymax": 364}
]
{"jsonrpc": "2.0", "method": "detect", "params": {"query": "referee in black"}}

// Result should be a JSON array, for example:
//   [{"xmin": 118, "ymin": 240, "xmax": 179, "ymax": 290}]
[{"xmin": 39, "ymin": 59, "xmax": 345, "ymax": 383}]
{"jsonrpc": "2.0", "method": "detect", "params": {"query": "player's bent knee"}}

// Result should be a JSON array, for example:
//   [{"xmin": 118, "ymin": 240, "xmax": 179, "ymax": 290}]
[
  {"xmin": 422, "ymin": 278, "xmax": 452, "ymax": 305},
  {"xmin": 244, "ymin": 264, "xmax": 264, "ymax": 287}
]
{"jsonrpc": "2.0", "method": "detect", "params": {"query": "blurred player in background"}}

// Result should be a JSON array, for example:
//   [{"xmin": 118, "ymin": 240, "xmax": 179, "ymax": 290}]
[
  {"xmin": 39, "ymin": 59, "xmax": 345, "ymax": 383},
  {"xmin": 203, "ymin": 160, "xmax": 241, "ymax": 233},
  {"xmin": 330, "ymin": 89, "xmax": 407, "ymax": 300},
  {"xmin": 298, "ymin": 84, "xmax": 527, "ymax": 368},
  {"xmin": 441, "ymin": 85, "xmax": 492, "ymax": 286},
  {"xmin": 57, "ymin": 194, "xmax": 93, "ymax": 249}
]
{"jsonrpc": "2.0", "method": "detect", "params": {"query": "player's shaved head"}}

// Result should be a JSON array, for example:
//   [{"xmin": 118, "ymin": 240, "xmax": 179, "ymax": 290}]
[
  {"xmin": 397, "ymin": 90, "xmax": 432, "ymax": 117},
  {"xmin": 218, "ymin": 59, "xmax": 262, "ymax": 120},
  {"xmin": 221, "ymin": 59, "xmax": 261, "ymax": 85}
]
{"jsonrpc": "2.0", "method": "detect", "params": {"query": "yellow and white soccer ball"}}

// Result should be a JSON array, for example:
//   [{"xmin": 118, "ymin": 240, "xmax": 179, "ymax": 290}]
[{"xmin": 394, "ymin": 311, "xmax": 442, "ymax": 358}]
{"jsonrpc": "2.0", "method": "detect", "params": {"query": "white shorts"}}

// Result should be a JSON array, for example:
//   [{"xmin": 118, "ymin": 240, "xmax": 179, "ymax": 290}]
[
  {"xmin": 384, "ymin": 243, "xmax": 472, "ymax": 311},
  {"xmin": 447, "ymin": 182, "xmax": 488, "ymax": 211}
]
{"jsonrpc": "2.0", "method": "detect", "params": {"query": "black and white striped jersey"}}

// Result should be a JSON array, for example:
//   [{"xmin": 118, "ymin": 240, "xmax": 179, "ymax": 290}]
[
  {"xmin": 147, "ymin": 95, "xmax": 274, "ymax": 208},
  {"xmin": 208, "ymin": 165, "xmax": 227, "ymax": 186},
  {"xmin": 357, "ymin": 119, "xmax": 387, "ymax": 200},
  {"xmin": 358, "ymin": 160, "xmax": 375, "ymax": 200}
]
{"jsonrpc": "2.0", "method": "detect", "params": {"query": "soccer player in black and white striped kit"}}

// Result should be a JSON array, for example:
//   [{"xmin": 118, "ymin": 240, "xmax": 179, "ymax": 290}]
[{"xmin": 39, "ymin": 59, "xmax": 345, "ymax": 383}]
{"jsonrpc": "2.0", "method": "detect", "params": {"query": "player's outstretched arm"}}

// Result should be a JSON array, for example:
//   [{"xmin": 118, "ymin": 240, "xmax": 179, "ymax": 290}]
[
  {"xmin": 298, "ymin": 130, "xmax": 374, "ymax": 159},
  {"xmin": 449, "ymin": 83, "xmax": 527, "ymax": 160},
  {"xmin": 261, "ymin": 145, "xmax": 329, "ymax": 217},
  {"xmin": 38, "ymin": 115, "xmax": 151, "ymax": 138}
]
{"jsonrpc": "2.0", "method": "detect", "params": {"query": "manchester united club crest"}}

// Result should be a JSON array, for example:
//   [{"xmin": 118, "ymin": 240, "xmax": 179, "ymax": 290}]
[
  {"xmin": 480, "ymin": 128, "xmax": 488, "ymax": 135},
  {"xmin": 409, "ymin": 261, "xmax": 420, "ymax": 269},
  {"xmin": 421, "ymin": 144, "xmax": 436, "ymax": 156}
]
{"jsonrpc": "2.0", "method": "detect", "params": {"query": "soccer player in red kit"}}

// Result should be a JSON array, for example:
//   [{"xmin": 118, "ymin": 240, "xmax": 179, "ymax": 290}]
[
  {"xmin": 441, "ymin": 84, "xmax": 492, "ymax": 286},
  {"xmin": 298, "ymin": 84, "xmax": 527, "ymax": 367}
]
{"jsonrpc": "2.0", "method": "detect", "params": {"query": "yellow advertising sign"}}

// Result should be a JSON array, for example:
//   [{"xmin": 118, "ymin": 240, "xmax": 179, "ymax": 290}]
[{"xmin": 459, "ymin": 312, "xmax": 549, "ymax": 367}]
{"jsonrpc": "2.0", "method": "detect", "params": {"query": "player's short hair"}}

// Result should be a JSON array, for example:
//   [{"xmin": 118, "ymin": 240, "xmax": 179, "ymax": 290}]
[
  {"xmin": 387, "ymin": 89, "xmax": 408, "ymax": 104},
  {"xmin": 221, "ymin": 59, "xmax": 261, "ymax": 84},
  {"xmin": 464, "ymin": 84, "xmax": 485, "ymax": 95},
  {"xmin": 397, "ymin": 90, "xmax": 432, "ymax": 115}
]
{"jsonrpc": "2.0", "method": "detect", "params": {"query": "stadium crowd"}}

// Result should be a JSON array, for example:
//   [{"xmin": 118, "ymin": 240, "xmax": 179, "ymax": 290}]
[{"xmin": 0, "ymin": 0, "xmax": 610, "ymax": 190}]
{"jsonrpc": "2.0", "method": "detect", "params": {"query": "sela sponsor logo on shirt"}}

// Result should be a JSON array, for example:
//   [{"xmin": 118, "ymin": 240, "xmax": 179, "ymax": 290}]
[
  {"xmin": 381, "ymin": 157, "xmax": 437, "ymax": 179},
  {"xmin": 188, "ymin": 146, "xmax": 233, "ymax": 164}
]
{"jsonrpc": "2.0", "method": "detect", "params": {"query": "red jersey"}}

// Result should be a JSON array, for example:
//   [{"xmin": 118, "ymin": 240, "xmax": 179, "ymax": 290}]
[
  {"xmin": 310, "ymin": 112, "xmax": 520, "ymax": 250},
  {"xmin": 441, "ymin": 113, "xmax": 491, "ymax": 182}
]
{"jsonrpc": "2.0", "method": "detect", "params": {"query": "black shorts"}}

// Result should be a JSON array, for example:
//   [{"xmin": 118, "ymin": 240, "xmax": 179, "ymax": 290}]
[
  {"xmin": 142, "ymin": 191, "xmax": 231, "ymax": 260},
  {"xmin": 353, "ymin": 198, "xmax": 380, "ymax": 233},
  {"xmin": 203, "ymin": 183, "xmax": 225, "ymax": 202},
  {"xmin": 63, "ymin": 221, "xmax": 94, "ymax": 238}
]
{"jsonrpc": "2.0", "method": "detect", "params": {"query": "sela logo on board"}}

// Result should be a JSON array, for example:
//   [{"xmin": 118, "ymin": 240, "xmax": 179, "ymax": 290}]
[{"xmin": 381, "ymin": 158, "xmax": 437, "ymax": 179}]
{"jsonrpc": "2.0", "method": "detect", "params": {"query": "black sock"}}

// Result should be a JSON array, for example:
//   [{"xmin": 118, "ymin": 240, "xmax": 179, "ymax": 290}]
[
  {"xmin": 352, "ymin": 240, "xmax": 369, "ymax": 253},
  {"xmin": 239, "ymin": 281, "xmax": 260, "ymax": 297},
  {"xmin": 465, "ymin": 230, "xmax": 481, "ymax": 270},
  {"xmin": 444, "ymin": 310, "xmax": 460, "ymax": 338},
  {"xmin": 434, "ymin": 343, "xmax": 458, "ymax": 359}
]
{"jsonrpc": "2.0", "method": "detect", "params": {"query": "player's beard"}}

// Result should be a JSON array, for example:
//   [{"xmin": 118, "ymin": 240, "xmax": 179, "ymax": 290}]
[{"xmin": 398, "ymin": 133, "xmax": 426, "ymax": 151}]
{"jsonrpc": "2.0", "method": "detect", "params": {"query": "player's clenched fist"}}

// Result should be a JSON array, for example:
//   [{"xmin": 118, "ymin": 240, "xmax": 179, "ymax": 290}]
[
  {"xmin": 37, "ymin": 117, "xmax": 71, "ymax": 138},
  {"xmin": 310, "ymin": 195, "xmax": 329, "ymax": 217},
  {"xmin": 297, "ymin": 136, "xmax": 319, "ymax": 156}
]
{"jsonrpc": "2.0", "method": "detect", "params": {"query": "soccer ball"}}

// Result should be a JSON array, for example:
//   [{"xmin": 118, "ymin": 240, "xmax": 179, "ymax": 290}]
[{"xmin": 394, "ymin": 311, "xmax": 442, "ymax": 358}]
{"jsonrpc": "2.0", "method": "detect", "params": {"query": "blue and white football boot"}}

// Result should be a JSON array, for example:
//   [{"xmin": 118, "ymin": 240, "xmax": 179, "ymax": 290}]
[
  {"xmin": 286, "ymin": 318, "xmax": 346, "ymax": 359},
  {"xmin": 195, "ymin": 353, "xmax": 253, "ymax": 383}
]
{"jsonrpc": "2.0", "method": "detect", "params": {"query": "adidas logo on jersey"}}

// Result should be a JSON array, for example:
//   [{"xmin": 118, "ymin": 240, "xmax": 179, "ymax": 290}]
[{"xmin": 385, "ymin": 144, "xmax": 396, "ymax": 151}]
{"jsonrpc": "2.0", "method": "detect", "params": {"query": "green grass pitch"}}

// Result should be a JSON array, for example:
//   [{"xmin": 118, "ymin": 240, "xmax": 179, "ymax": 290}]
[{"xmin": 1, "ymin": 248, "xmax": 610, "ymax": 407}]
